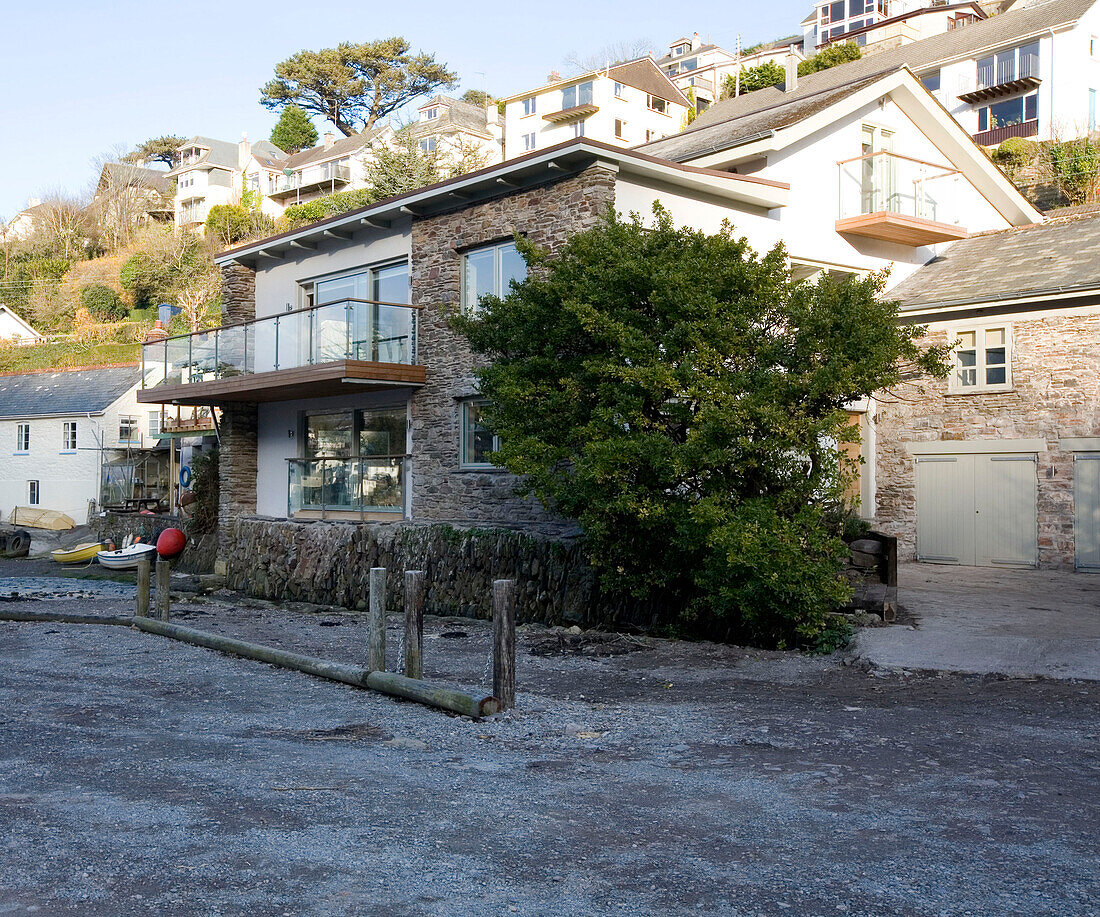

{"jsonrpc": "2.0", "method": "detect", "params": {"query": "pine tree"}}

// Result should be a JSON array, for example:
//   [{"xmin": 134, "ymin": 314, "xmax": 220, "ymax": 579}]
[{"xmin": 270, "ymin": 105, "xmax": 319, "ymax": 153}]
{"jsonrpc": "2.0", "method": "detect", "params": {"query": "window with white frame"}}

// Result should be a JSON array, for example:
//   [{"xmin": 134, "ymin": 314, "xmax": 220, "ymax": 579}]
[
  {"xmin": 462, "ymin": 240, "xmax": 527, "ymax": 314},
  {"xmin": 119, "ymin": 415, "xmax": 139, "ymax": 444},
  {"xmin": 562, "ymin": 81, "xmax": 594, "ymax": 109},
  {"xmin": 951, "ymin": 326, "xmax": 1011, "ymax": 392},
  {"xmin": 523, "ymin": 131, "xmax": 537, "ymax": 151},
  {"xmin": 976, "ymin": 41, "xmax": 1040, "ymax": 89},
  {"xmin": 62, "ymin": 421, "xmax": 77, "ymax": 451},
  {"xmin": 148, "ymin": 411, "xmax": 161, "ymax": 438},
  {"xmin": 28, "ymin": 480, "xmax": 39, "ymax": 505},
  {"xmin": 419, "ymin": 136, "xmax": 437, "ymax": 152},
  {"xmin": 460, "ymin": 399, "xmax": 500, "ymax": 468},
  {"xmin": 614, "ymin": 82, "xmax": 625, "ymax": 98},
  {"xmin": 421, "ymin": 106, "xmax": 439, "ymax": 121},
  {"xmin": 614, "ymin": 119, "xmax": 627, "ymax": 140},
  {"xmin": 647, "ymin": 95, "xmax": 668, "ymax": 114},
  {"xmin": 15, "ymin": 423, "xmax": 29, "ymax": 452},
  {"xmin": 522, "ymin": 97, "xmax": 537, "ymax": 116},
  {"xmin": 976, "ymin": 92, "xmax": 1038, "ymax": 132}
]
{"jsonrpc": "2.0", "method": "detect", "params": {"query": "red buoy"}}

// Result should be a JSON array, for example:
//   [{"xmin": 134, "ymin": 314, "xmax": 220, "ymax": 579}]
[{"xmin": 156, "ymin": 527, "xmax": 186, "ymax": 559}]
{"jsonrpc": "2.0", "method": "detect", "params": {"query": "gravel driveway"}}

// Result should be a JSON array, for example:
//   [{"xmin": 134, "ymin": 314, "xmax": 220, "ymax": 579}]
[{"xmin": 0, "ymin": 578, "xmax": 1098, "ymax": 916}]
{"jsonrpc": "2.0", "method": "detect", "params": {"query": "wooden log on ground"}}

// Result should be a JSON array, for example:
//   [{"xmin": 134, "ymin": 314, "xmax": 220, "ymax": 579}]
[
  {"xmin": 403, "ymin": 570, "xmax": 425, "ymax": 679},
  {"xmin": 136, "ymin": 557, "xmax": 151, "ymax": 618},
  {"xmin": 368, "ymin": 566, "xmax": 386, "ymax": 672},
  {"xmin": 0, "ymin": 609, "xmax": 132, "ymax": 626},
  {"xmin": 155, "ymin": 558, "xmax": 170, "ymax": 621},
  {"xmin": 131, "ymin": 617, "xmax": 499, "ymax": 717},
  {"xmin": 493, "ymin": 578, "xmax": 516, "ymax": 711}
]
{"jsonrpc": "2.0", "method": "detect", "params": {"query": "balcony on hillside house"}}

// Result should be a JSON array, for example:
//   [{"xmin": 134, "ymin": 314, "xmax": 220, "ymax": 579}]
[
  {"xmin": 269, "ymin": 161, "xmax": 353, "ymax": 202},
  {"xmin": 835, "ymin": 150, "xmax": 968, "ymax": 247},
  {"xmin": 137, "ymin": 298, "xmax": 424, "ymax": 407}
]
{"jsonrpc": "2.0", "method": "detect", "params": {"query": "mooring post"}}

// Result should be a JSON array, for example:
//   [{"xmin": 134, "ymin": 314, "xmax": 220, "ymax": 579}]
[
  {"xmin": 368, "ymin": 566, "xmax": 386, "ymax": 672},
  {"xmin": 403, "ymin": 570, "xmax": 426, "ymax": 679},
  {"xmin": 136, "ymin": 556, "xmax": 151, "ymax": 618},
  {"xmin": 492, "ymin": 578, "xmax": 516, "ymax": 711},
  {"xmin": 155, "ymin": 558, "xmax": 170, "ymax": 622}
]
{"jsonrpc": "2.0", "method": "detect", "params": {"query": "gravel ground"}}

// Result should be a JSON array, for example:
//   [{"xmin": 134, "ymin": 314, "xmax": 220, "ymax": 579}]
[{"xmin": 0, "ymin": 565, "xmax": 1098, "ymax": 916}]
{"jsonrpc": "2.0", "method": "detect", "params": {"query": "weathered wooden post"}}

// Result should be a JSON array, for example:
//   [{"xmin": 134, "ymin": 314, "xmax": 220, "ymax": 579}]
[
  {"xmin": 368, "ymin": 566, "xmax": 386, "ymax": 672},
  {"xmin": 136, "ymin": 556, "xmax": 151, "ymax": 618},
  {"xmin": 403, "ymin": 570, "xmax": 426, "ymax": 679},
  {"xmin": 492, "ymin": 578, "xmax": 516, "ymax": 710},
  {"xmin": 155, "ymin": 558, "xmax": 171, "ymax": 622}
]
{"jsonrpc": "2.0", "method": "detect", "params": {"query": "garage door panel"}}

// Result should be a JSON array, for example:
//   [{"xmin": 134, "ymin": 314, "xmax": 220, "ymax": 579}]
[
  {"xmin": 1075, "ymin": 455, "xmax": 1100, "ymax": 572},
  {"xmin": 976, "ymin": 455, "xmax": 1038, "ymax": 567},
  {"xmin": 915, "ymin": 456, "xmax": 970, "ymax": 564}
]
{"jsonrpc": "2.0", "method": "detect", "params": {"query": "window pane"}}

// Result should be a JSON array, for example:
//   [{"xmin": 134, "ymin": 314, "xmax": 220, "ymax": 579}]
[
  {"xmin": 957, "ymin": 348, "xmax": 977, "ymax": 386},
  {"xmin": 989, "ymin": 96, "xmax": 1024, "ymax": 127},
  {"xmin": 977, "ymin": 56, "xmax": 994, "ymax": 87},
  {"xmin": 562, "ymin": 84, "xmax": 577, "ymax": 109},
  {"xmin": 499, "ymin": 243, "xmax": 527, "ymax": 293},
  {"xmin": 316, "ymin": 270, "xmax": 368, "ymax": 305},
  {"xmin": 464, "ymin": 248, "xmax": 497, "ymax": 312},
  {"xmin": 996, "ymin": 49, "xmax": 1015, "ymax": 84},
  {"xmin": 1019, "ymin": 42, "xmax": 1040, "ymax": 78},
  {"xmin": 985, "ymin": 328, "xmax": 1005, "ymax": 347},
  {"xmin": 830, "ymin": 1, "xmax": 845, "ymax": 23},
  {"xmin": 1025, "ymin": 93, "xmax": 1038, "ymax": 121},
  {"xmin": 957, "ymin": 331, "xmax": 976, "ymax": 348},
  {"xmin": 978, "ymin": 108, "xmax": 989, "ymax": 132},
  {"xmin": 358, "ymin": 408, "xmax": 406, "ymax": 456},
  {"xmin": 577, "ymin": 81, "xmax": 594, "ymax": 106},
  {"xmin": 464, "ymin": 402, "xmax": 496, "ymax": 465},
  {"xmin": 307, "ymin": 412, "xmax": 353, "ymax": 457},
  {"xmin": 922, "ymin": 71, "xmax": 941, "ymax": 92},
  {"xmin": 373, "ymin": 262, "xmax": 409, "ymax": 304}
]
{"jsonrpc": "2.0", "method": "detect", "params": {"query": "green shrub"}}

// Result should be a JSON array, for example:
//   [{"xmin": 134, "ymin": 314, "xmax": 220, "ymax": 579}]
[
  {"xmin": 80, "ymin": 284, "xmax": 127, "ymax": 321},
  {"xmin": 993, "ymin": 137, "xmax": 1037, "ymax": 173},
  {"xmin": 205, "ymin": 204, "xmax": 254, "ymax": 247},
  {"xmin": 281, "ymin": 188, "xmax": 376, "ymax": 229},
  {"xmin": 120, "ymin": 251, "xmax": 159, "ymax": 307}
]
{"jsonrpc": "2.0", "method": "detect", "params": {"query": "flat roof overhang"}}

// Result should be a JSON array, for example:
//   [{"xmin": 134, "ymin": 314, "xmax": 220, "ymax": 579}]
[
  {"xmin": 543, "ymin": 104, "xmax": 600, "ymax": 123},
  {"xmin": 137, "ymin": 361, "xmax": 426, "ymax": 407},
  {"xmin": 836, "ymin": 212, "xmax": 969, "ymax": 246}
]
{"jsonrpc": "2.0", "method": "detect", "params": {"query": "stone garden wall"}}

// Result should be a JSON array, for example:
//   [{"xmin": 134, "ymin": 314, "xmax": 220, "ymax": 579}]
[{"xmin": 95, "ymin": 512, "xmax": 217, "ymax": 574}]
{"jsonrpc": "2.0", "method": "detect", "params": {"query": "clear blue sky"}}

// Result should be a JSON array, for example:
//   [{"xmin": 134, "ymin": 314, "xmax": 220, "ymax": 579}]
[{"xmin": 0, "ymin": 0, "xmax": 809, "ymax": 220}]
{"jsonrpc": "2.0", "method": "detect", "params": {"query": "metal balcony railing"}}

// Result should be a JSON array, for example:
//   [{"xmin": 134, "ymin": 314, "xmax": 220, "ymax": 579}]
[
  {"xmin": 273, "ymin": 162, "xmax": 352, "ymax": 194},
  {"xmin": 141, "ymin": 298, "xmax": 418, "ymax": 390},
  {"xmin": 288, "ymin": 456, "xmax": 406, "ymax": 517}
]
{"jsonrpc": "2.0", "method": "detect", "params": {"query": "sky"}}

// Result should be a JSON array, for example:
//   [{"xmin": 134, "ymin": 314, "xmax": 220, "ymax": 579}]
[{"xmin": 0, "ymin": 0, "xmax": 810, "ymax": 220}]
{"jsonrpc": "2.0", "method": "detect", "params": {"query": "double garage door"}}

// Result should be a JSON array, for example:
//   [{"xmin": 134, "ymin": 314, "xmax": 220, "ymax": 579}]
[{"xmin": 915, "ymin": 452, "xmax": 1037, "ymax": 567}]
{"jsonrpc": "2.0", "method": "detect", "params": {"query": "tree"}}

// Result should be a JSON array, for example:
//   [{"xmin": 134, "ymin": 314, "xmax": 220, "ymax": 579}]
[
  {"xmin": 269, "ymin": 104, "xmax": 318, "ymax": 153},
  {"xmin": 125, "ymin": 136, "xmax": 186, "ymax": 168},
  {"xmin": 80, "ymin": 284, "xmax": 127, "ymax": 321},
  {"xmin": 682, "ymin": 88, "xmax": 699, "ymax": 129},
  {"xmin": 460, "ymin": 89, "xmax": 494, "ymax": 108},
  {"xmin": 564, "ymin": 39, "xmax": 655, "ymax": 73},
  {"xmin": 260, "ymin": 38, "xmax": 458, "ymax": 137},
  {"xmin": 205, "ymin": 204, "xmax": 254, "ymax": 248},
  {"xmin": 364, "ymin": 128, "xmax": 442, "ymax": 200},
  {"xmin": 119, "ymin": 229, "xmax": 216, "ymax": 317},
  {"xmin": 721, "ymin": 60, "xmax": 785, "ymax": 98},
  {"xmin": 454, "ymin": 208, "xmax": 949, "ymax": 648},
  {"xmin": 798, "ymin": 42, "xmax": 861, "ymax": 76}
]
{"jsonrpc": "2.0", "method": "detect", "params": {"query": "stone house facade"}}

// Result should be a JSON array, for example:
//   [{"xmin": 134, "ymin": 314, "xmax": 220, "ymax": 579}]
[{"xmin": 873, "ymin": 208, "xmax": 1100, "ymax": 571}]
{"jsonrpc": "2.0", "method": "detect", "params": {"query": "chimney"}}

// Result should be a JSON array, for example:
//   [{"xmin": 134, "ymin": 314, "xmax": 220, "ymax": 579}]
[
  {"xmin": 785, "ymin": 46, "xmax": 799, "ymax": 92},
  {"xmin": 323, "ymin": 131, "xmax": 336, "ymax": 150},
  {"xmin": 692, "ymin": 31, "xmax": 701, "ymax": 50},
  {"xmin": 238, "ymin": 132, "xmax": 251, "ymax": 170},
  {"xmin": 547, "ymin": 70, "xmax": 562, "ymax": 83}
]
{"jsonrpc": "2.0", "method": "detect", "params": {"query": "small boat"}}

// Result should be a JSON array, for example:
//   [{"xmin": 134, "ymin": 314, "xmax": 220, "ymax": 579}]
[
  {"xmin": 96, "ymin": 543, "xmax": 158, "ymax": 571},
  {"xmin": 51, "ymin": 542, "xmax": 105, "ymax": 565},
  {"xmin": 9, "ymin": 507, "xmax": 75, "ymax": 531}
]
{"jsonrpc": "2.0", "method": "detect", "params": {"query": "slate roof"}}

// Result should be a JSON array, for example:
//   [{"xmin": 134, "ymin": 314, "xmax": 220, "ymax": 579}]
[
  {"xmin": 97, "ymin": 163, "xmax": 173, "ymax": 194},
  {"xmin": 889, "ymin": 208, "xmax": 1100, "ymax": 310},
  {"xmin": 411, "ymin": 96, "xmax": 492, "ymax": 139},
  {"xmin": 283, "ymin": 129, "xmax": 383, "ymax": 169},
  {"xmin": 0, "ymin": 366, "xmax": 141, "ymax": 420},
  {"xmin": 639, "ymin": 0, "xmax": 1097, "ymax": 161},
  {"xmin": 168, "ymin": 137, "xmax": 286, "ymax": 175}
]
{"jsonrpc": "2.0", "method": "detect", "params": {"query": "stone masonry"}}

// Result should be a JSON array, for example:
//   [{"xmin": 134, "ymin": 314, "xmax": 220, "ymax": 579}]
[
  {"xmin": 217, "ymin": 403, "xmax": 258, "ymax": 562},
  {"xmin": 409, "ymin": 163, "xmax": 618, "ymax": 533},
  {"xmin": 874, "ymin": 312, "xmax": 1100, "ymax": 568},
  {"xmin": 220, "ymin": 261, "xmax": 256, "ymax": 324}
]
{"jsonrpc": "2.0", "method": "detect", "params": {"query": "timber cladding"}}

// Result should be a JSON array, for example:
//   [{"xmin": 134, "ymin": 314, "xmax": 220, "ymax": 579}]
[
  {"xmin": 873, "ymin": 312, "xmax": 1100, "ymax": 569},
  {"xmin": 408, "ymin": 163, "xmax": 617, "ymax": 531}
]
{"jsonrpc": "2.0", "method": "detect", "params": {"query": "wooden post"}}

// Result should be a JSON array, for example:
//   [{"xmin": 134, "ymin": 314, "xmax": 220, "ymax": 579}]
[
  {"xmin": 136, "ymin": 557, "xmax": 151, "ymax": 618},
  {"xmin": 403, "ymin": 570, "xmax": 425, "ymax": 679},
  {"xmin": 368, "ymin": 566, "xmax": 386, "ymax": 672},
  {"xmin": 155, "ymin": 558, "xmax": 170, "ymax": 622},
  {"xmin": 493, "ymin": 578, "xmax": 516, "ymax": 711}
]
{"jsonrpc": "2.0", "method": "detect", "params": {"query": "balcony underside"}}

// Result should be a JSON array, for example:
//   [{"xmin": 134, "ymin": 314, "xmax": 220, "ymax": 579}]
[
  {"xmin": 269, "ymin": 177, "xmax": 351, "ymax": 201},
  {"xmin": 835, "ymin": 212, "xmax": 968, "ymax": 247},
  {"xmin": 138, "ymin": 360, "xmax": 426, "ymax": 407},
  {"xmin": 543, "ymin": 103, "xmax": 599, "ymax": 123},
  {"xmin": 957, "ymin": 75, "xmax": 1041, "ymax": 105}
]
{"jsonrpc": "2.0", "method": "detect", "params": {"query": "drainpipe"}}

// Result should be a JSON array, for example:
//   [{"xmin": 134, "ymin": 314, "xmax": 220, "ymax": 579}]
[{"xmin": 1047, "ymin": 27, "xmax": 1055, "ymax": 140}]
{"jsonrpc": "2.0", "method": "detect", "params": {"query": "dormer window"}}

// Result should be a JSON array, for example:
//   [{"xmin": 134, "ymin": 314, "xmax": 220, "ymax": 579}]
[
  {"xmin": 421, "ymin": 107, "xmax": 439, "ymax": 121},
  {"xmin": 673, "ymin": 44, "xmax": 687, "ymax": 56}
]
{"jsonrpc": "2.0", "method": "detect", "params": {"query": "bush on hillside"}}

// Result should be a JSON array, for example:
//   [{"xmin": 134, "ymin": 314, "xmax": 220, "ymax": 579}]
[
  {"xmin": 79, "ymin": 284, "xmax": 127, "ymax": 321},
  {"xmin": 993, "ymin": 137, "xmax": 1037, "ymax": 173}
]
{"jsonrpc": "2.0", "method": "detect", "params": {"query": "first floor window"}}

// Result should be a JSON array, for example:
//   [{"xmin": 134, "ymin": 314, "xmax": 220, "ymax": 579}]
[
  {"xmin": 462, "ymin": 239, "xmax": 527, "ymax": 313},
  {"xmin": 522, "ymin": 97, "xmax": 537, "ymax": 116},
  {"xmin": 419, "ymin": 136, "xmax": 437, "ymax": 152},
  {"xmin": 148, "ymin": 411, "xmax": 161, "ymax": 438},
  {"xmin": 523, "ymin": 131, "xmax": 536, "ymax": 151},
  {"xmin": 647, "ymin": 95, "xmax": 668, "ymax": 114},
  {"xmin": 614, "ymin": 81, "xmax": 625, "ymax": 98},
  {"xmin": 63, "ymin": 421, "xmax": 77, "ymax": 451},
  {"xmin": 461, "ymin": 400, "xmax": 500, "ymax": 468},
  {"xmin": 952, "ymin": 325, "xmax": 1011, "ymax": 392},
  {"xmin": 119, "ymin": 415, "xmax": 138, "ymax": 444},
  {"xmin": 28, "ymin": 481, "xmax": 39, "ymax": 505},
  {"xmin": 614, "ymin": 119, "xmax": 627, "ymax": 140},
  {"xmin": 16, "ymin": 423, "xmax": 29, "ymax": 452}
]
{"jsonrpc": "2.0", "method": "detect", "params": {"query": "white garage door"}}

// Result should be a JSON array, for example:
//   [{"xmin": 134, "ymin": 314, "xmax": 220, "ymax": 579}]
[
  {"xmin": 915, "ymin": 453, "xmax": 1037, "ymax": 567},
  {"xmin": 1075, "ymin": 454, "xmax": 1100, "ymax": 572}
]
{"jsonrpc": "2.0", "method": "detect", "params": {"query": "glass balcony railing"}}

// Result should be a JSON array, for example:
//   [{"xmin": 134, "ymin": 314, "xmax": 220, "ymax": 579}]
[
  {"xmin": 141, "ymin": 299, "xmax": 418, "ymax": 390},
  {"xmin": 288, "ymin": 456, "xmax": 405, "ymax": 517},
  {"xmin": 837, "ymin": 151, "xmax": 961, "ymax": 224},
  {"xmin": 273, "ymin": 162, "xmax": 352, "ymax": 194}
]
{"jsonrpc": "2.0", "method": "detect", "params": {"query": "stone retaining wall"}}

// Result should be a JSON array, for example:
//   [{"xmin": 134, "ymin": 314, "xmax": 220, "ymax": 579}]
[
  {"xmin": 222, "ymin": 517, "xmax": 657, "ymax": 629},
  {"xmin": 95, "ymin": 512, "xmax": 217, "ymax": 574}
]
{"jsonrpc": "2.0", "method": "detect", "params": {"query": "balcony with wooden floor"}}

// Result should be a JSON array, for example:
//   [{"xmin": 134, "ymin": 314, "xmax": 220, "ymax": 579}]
[
  {"xmin": 835, "ymin": 151, "xmax": 969, "ymax": 248},
  {"xmin": 138, "ymin": 299, "xmax": 424, "ymax": 407}
]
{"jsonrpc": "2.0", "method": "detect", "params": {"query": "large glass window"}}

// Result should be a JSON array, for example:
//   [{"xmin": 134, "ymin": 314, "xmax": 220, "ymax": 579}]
[
  {"xmin": 922, "ymin": 70, "xmax": 941, "ymax": 93},
  {"xmin": 306, "ymin": 412, "xmax": 353, "ymax": 458},
  {"xmin": 978, "ymin": 42, "xmax": 1040, "ymax": 88},
  {"xmin": 461, "ymin": 400, "xmax": 500, "ymax": 468},
  {"xmin": 562, "ymin": 81, "xmax": 594, "ymax": 109},
  {"xmin": 462, "ymin": 240, "xmax": 527, "ymax": 313},
  {"xmin": 977, "ymin": 93, "xmax": 1038, "ymax": 131}
]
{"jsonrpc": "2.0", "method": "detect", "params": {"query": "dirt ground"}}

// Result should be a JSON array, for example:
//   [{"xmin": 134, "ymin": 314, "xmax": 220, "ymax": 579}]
[{"xmin": 0, "ymin": 559, "xmax": 1097, "ymax": 916}]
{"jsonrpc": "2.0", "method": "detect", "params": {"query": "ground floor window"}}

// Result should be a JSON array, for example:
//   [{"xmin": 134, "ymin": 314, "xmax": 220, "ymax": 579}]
[
  {"xmin": 16, "ymin": 423, "xmax": 29, "ymax": 452},
  {"xmin": 119, "ymin": 415, "xmax": 139, "ymax": 444},
  {"xmin": 289, "ymin": 406, "xmax": 407, "ymax": 515},
  {"xmin": 977, "ymin": 93, "xmax": 1038, "ymax": 132},
  {"xmin": 951, "ymin": 325, "xmax": 1011, "ymax": 392},
  {"xmin": 460, "ymin": 399, "xmax": 500, "ymax": 469},
  {"xmin": 28, "ymin": 480, "xmax": 39, "ymax": 505}
]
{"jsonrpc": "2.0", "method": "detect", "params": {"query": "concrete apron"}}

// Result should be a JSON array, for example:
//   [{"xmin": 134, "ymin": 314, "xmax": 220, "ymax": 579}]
[{"xmin": 855, "ymin": 562, "xmax": 1100, "ymax": 681}]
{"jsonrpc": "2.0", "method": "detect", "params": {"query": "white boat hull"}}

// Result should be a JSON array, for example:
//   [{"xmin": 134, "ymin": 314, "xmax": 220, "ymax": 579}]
[{"xmin": 96, "ymin": 544, "xmax": 158, "ymax": 570}]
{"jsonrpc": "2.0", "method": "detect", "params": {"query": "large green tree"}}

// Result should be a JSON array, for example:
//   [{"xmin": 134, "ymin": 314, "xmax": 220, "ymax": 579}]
[
  {"xmin": 269, "ymin": 104, "xmax": 319, "ymax": 153},
  {"xmin": 260, "ymin": 38, "xmax": 458, "ymax": 136},
  {"xmin": 455, "ymin": 208, "xmax": 948, "ymax": 647},
  {"xmin": 124, "ymin": 135, "xmax": 186, "ymax": 168}
]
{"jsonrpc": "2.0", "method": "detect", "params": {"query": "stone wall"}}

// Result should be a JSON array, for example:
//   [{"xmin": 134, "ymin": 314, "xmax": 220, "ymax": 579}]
[
  {"xmin": 408, "ymin": 164, "xmax": 617, "ymax": 533},
  {"xmin": 222, "ymin": 517, "xmax": 658, "ymax": 629},
  {"xmin": 218, "ymin": 404, "xmax": 258, "ymax": 560},
  {"xmin": 220, "ymin": 262, "xmax": 256, "ymax": 324},
  {"xmin": 874, "ymin": 312, "xmax": 1100, "ymax": 567},
  {"xmin": 95, "ymin": 512, "xmax": 217, "ymax": 574}
]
